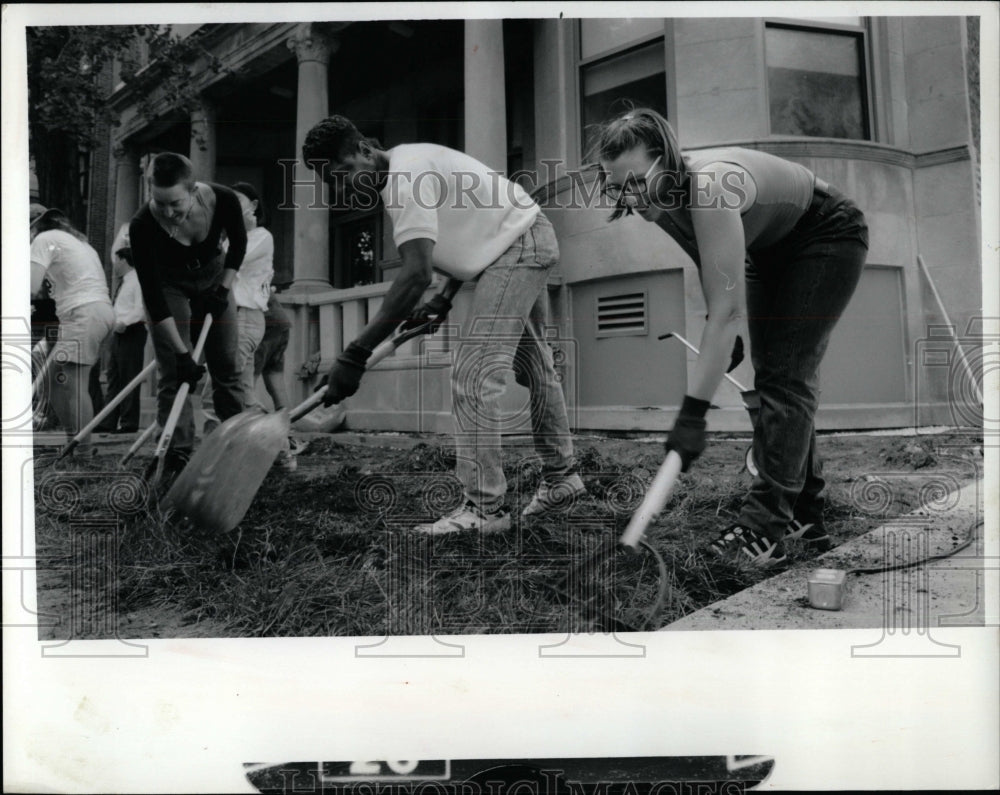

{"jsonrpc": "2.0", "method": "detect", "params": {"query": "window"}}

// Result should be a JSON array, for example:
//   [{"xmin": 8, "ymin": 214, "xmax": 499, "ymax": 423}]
[
  {"xmin": 765, "ymin": 19, "xmax": 871, "ymax": 140},
  {"xmin": 333, "ymin": 212, "xmax": 381, "ymax": 288},
  {"xmin": 578, "ymin": 19, "xmax": 668, "ymax": 160}
]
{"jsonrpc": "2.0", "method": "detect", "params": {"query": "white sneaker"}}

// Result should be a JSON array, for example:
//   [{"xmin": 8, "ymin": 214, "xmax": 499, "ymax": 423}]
[
  {"xmin": 414, "ymin": 501, "xmax": 511, "ymax": 535},
  {"xmin": 274, "ymin": 437, "xmax": 298, "ymax": 472},
  {"xmin": 522, "ymin": 473, "xmax": 586, "ymax": 517}
]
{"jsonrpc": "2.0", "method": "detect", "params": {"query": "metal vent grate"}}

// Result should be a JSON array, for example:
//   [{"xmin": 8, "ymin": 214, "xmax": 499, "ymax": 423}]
[{"xmin": 596, "ymin": 291, "xmax": 647, "ymax": 337}]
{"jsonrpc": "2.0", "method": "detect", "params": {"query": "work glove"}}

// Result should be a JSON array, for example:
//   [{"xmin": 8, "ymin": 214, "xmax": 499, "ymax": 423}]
[
  {"xmin": 200, "ymin": 283, "xmax": 231, "ymax": 319},
  {"xmin": 175, "ymin": 350, "xmax": 206, "ymax": 388},
  {"xmin": 728, "ymin": 335, "xmax": 744, "ymax": 373},
  {"xmin": 400, "ymin": 291, "xmax": 453, "ymax": 333},
  {"xmin": 318, "ymin": 341, "xmax": 372, "ymax": 406},
  {"xmin": 665, "ymin": 395, "xmax": 711, "ymax": 472}
]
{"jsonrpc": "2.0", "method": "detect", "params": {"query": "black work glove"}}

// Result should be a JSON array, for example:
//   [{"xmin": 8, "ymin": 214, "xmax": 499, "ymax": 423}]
[
  {"xmin": 201, "ymin": 283, "xmax": 231, "ymax": 319},
  {"xmin": 318, "ymin": 342, "xmax": 372, "ymax": 406},
  {"xmin": 175, "ymin": 350, "xmax": 206, "ymax": 388},
  {"xmin": 665, "ymin": 395, "xmax": 711, "ymax": 472},
  {"xmin": 728, "ymin": 335, "xmax": 744, "ymax": 373},
  {"xmin": 400, "ymin": 292, "xmax": 453, "ymax": 333}
]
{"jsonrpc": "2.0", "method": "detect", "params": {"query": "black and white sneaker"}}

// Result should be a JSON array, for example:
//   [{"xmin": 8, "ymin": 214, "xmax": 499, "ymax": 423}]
[
  {"xmin": 785, "ymin": 519, "xmax": 833, "ymax": 551},
  {"xmin": 709, "ymin": 524, "xmax": 787, "ymax": 567}
]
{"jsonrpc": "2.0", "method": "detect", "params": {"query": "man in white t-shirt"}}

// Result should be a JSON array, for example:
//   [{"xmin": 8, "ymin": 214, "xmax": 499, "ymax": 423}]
[{"xmin": 303, "ymin": 115, "xmax": 583, "ymax": 534}]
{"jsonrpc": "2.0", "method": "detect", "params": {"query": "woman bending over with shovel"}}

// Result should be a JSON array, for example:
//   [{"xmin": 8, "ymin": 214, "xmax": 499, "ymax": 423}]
[
  {"xmin": 129, "ymin": 153, "xmax": 247, "ymax": 479},
  {"xmin": 592, "ymin": 108, "xmax": 868, "ymax": 566}
]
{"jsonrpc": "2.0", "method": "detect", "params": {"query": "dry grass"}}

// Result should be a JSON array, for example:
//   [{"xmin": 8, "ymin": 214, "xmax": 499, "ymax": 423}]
[{"xmin": 32, "ymin": 432, "xmax": 982, "ymax": 639}]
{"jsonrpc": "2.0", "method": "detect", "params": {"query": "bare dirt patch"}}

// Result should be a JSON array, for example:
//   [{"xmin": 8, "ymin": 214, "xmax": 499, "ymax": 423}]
[{"xmin": 32, "ymin": 430, "xmax": 982, "ymax": 639}]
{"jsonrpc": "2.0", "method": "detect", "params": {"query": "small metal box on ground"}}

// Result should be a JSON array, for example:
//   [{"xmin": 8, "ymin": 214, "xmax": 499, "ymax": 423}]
[{"xmin": 808, "ymin": 568, "xmax": 848, "ymax": 610}]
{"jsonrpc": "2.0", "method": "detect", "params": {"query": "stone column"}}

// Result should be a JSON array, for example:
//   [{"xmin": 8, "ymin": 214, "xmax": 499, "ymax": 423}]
[
  {"xmin": 287, "ymin": 23, "xmax": 336, "ymax": 291},
  {"xmin": 112, "ymin": 145, "xmax": 141, "ymax": 239},
  {"xmin": 189, "ymin": 98, "xmax": 217, "ymax": 182},
  {"xmin": 464, "ymin": 19, "xmax": 508, "ymax": 172}
]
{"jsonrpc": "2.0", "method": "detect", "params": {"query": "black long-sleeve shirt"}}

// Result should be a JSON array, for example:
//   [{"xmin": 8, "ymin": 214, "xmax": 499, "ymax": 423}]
[{"xmin": 129, "ymin": 183, "xmax": 248, "ymax": 322}]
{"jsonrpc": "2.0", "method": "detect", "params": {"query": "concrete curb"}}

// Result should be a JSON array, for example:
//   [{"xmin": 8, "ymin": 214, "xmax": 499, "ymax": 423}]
[{"xmin": 660, "ymin": 479, "xmax": 986, "ymax": 631}]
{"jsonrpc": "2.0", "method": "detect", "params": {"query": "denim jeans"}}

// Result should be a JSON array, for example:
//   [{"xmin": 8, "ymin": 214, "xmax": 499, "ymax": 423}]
[
  {"xmin": 453, "ymin": 213, "xmax": 576, "ymax": 512},
  {"xmin": 149, "ymin": 266, "xmax": 243, "ymax": 453},
  {"xmin": 738, "ymin": 185, "xmax": 869, "ymax": 542},
  {"xmin": 202, "ymin": 306, "xmax": 265, "ymax": 422}
]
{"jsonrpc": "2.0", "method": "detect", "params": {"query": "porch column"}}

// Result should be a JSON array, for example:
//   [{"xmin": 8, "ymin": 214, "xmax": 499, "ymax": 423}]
[
  {"xmin": 112, "ymin": 145, "xmax": 141, "ymax": 240},
  {"xmin": 464, "ymin": 19, "xmax": 508, "ymax": 172},
  {"xmin": 288, "ymin": 23, "xmax": 336, "ymax": 291},
  {"xmin": 189, "ymin": 98, "xmax": 217, "ymax": 182}
]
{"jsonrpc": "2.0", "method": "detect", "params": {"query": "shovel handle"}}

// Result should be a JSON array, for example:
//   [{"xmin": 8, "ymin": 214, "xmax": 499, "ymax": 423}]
[
  {"xmin": 619, "ymin": 450, "xmax": 684, "ymax": 550},
  {"xmin": 151, "ymin": 314, "xmax": 214, "ymax": 475},
  {"xmin": 32, "ymin": 339, "xmax": 54, "ymax": 397}
]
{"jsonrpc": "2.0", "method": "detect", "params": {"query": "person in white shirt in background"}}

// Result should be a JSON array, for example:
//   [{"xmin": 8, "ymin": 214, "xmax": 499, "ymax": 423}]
[
  {"xmin": 29, "ymin": 204, "xmax": 114, "ymax": 455},
  {"xmin": 201, "ymin": 182, "xmax": 273, "ymax": 435},
  {"xmin": 96, "ymin": 224, "xmax": 148, "ymax": 433}
]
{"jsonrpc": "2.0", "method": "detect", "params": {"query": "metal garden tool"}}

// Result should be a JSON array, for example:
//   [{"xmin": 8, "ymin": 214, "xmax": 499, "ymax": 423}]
[
  {"xmin": 145, "ymin": 314, "xmax": 214, "ymax": 488},
  {"xmin": 164, "ymin": 280, "xmax": 462, "ymax": 534},
  {"xmin": 658, "ymin": 331, "xmax": 760, "ymax": 476}
]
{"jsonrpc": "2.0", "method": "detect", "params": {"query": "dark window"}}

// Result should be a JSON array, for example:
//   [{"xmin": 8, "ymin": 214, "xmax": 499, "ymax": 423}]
[
  {"xmin": 578, "ymin": 20, "xmax": 668, "ymax": 160},
  {"xmin": 334, "ymin": 213, "xmax": 381, "ymax": 288},
  {"xmin": 766, "ymin": 22, "xmax": 870, "ymax": 140}
]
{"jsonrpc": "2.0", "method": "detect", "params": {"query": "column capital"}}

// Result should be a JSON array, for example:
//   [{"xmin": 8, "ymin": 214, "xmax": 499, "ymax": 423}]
[{"xmin": 288, "ymin": 23, "xmax": 339, "ymax": 65}]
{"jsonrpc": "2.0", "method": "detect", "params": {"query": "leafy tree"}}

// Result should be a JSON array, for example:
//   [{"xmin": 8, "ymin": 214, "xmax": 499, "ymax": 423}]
[{"xmin": 27, "ymin": 25, "xmax": 229, "ymax": 231}]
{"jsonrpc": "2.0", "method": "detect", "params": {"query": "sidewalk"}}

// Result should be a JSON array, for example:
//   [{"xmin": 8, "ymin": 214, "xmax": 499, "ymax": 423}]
[{"xmin": 661, "ymin": 478, "xmax": 988, "ymax": 631}]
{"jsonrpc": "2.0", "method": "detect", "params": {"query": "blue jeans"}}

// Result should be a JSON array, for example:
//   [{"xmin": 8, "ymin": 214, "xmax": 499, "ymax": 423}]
[
  {"xmin": 453, "ymin": 213, "xmax": 576, "ymax": 511},
  {"xmin": 738, "ymin": 185, "xmax": 869, "ymax": 542},
  {"xmin": 149, "ymin": 268, "xmax": 243, "ymax": 453}
]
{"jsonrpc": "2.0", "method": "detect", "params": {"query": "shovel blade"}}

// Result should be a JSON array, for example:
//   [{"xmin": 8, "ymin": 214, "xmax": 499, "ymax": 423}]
[{"xmin": 163, "ymin": 409, "xmax": 291, "ymax": 533}]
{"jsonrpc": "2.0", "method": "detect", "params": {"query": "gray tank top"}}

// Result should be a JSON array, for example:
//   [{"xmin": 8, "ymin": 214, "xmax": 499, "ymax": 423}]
[{"xmin": 659, "ymin": 147, "xmax": 815, "ymax": 262}]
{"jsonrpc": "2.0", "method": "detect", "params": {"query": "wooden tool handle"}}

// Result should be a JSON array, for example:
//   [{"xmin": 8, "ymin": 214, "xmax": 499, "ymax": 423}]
[
  {"xmin": 152, "ymin": 314, "xmax": 214, "ymax": 461},
  {"xmin": 619, "ymin": 450, "xmax": 684, "ymax": 550}
]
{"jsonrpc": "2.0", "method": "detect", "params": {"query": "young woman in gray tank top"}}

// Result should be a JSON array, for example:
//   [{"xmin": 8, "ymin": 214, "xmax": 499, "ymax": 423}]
[{"xmin": 593, "ymin": 107, "xmax": 869, "ymax": 566}]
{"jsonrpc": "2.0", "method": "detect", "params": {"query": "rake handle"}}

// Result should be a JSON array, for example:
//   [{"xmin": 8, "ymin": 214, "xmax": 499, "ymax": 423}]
[
  {"xmin": 619, "ymin": 450, "xmax": 684, "ymax": 550},
  {"xmin": 120, "ymin": 420, "xmax": 159, "ymax": 466},
  {"xmin": 56, "ymin": 357, "xmax": 158, "ymax": 461},
  {"xmin": 660, "ymin": 331, "xmax": 749, "ymax": 393},
  {"xmin": 290, "ymin": 280, "xmax": 462, "ymax": 424},
  {"xmin": 289, "ymin": 333, "xmax": 407, "ymax": 423}
]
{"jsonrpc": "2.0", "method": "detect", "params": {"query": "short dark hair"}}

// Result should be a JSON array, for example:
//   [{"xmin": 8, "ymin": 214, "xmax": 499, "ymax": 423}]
[
  {"xmin": 302, "ymin": 115, "xmax": 379, "ymax": 170},
  {"xmin": 230, "ymin": 181, "xmax": 266, "ymax": 226},
  {"xmin": 150, "ymin": 152, "xmax": 194, "ymax": 188}
]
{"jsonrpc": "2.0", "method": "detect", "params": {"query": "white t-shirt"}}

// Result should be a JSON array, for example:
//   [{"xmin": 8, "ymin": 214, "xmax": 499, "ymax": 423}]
[
  {"xmin": 113, "ymin": 268, "xmax": 146, "ymax": 329},
  {"xmin": 380, "ymin": 143, "xmax": 541, "ymax": 280},
  {"xmin": 231, "ymin": 226, "xmax": 273, "ymax": 311},
  {"xmin": 30, "ymin": 229, "xmax": 111, "ymax": 314}
]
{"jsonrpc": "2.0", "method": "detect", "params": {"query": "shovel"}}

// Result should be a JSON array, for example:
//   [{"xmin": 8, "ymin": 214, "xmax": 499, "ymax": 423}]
[
  {"xmin": 164, "ymin": 281, "xmax": 462, "ymax": 534},
  {"xmin": 146, "ymin": 314, "xmax": 214, "ymax": 488},
  {"xmin": 659, "ymin": 330, "xmax": 760, "ymax": 476}
]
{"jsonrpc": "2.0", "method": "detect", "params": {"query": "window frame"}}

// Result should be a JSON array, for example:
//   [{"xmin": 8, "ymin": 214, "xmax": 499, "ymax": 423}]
[
  {"xmin": 330, "ymin": 207, "xmax": 384, "ymax": 289},
  {"xmin": 762, "ymin": 17, "xmax": 876, "ymax": 142},
  {"xmin": 574, "ymin": 19, "xmax": 674, "ymax": 166}
]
